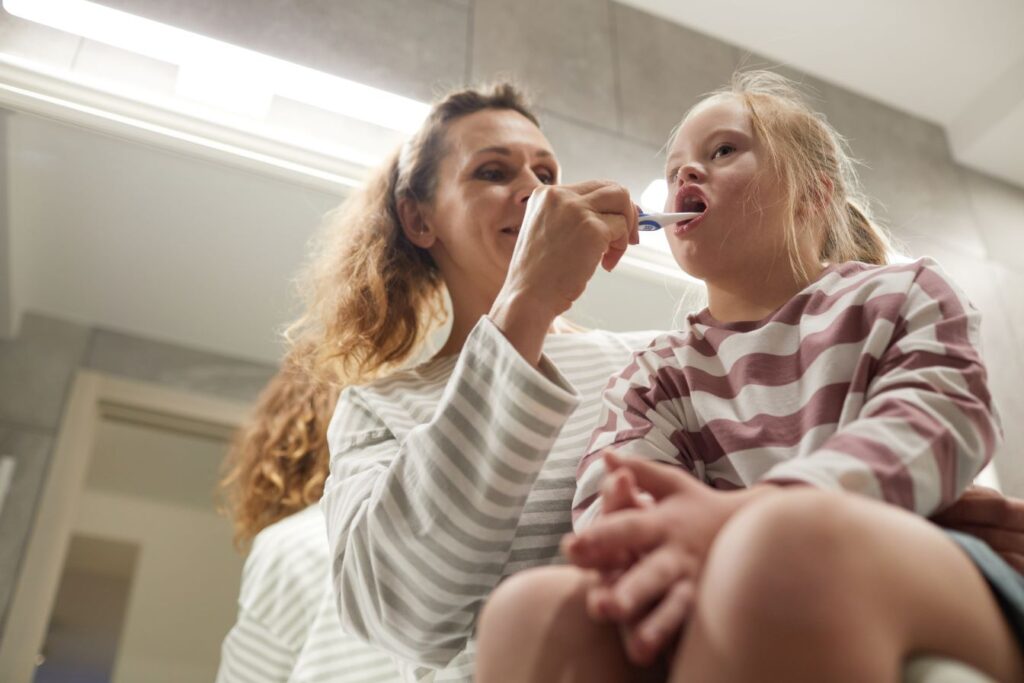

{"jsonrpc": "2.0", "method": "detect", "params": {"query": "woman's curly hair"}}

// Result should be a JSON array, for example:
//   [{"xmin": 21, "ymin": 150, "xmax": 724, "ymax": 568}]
[{"xmin": 218, "ymin": 360, "xmax": 337, "ymax": 548}]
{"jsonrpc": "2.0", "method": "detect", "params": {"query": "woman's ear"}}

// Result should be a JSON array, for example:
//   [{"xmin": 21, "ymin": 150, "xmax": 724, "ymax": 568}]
[{"xmin": 397, "ymin": 197, "xmax": 437, "ymax": 249}]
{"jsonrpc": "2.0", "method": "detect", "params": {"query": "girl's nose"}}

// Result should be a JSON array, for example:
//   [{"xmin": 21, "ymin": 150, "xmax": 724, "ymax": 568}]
[{"xmin": 679, "ymin": 162, "xmax": 706, "ymax": 183}]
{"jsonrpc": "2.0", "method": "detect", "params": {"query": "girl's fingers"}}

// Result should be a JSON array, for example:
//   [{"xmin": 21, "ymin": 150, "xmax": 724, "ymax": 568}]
[
  {"xmin": 601, "ymin": 468, "xmax": 635, "ymax": 514},
  {"xmin": 604, "ymin": 450, "xmax": 694, "ymax": 500},
  {"xmin": 603, "ymin": 545, "xmax": 695, "ymax": 623},
  {"xmin": 601, "ymin": 467, "xmax": 646, "ymax": 514},
  {"xmin": 934, "ymin": 487, "xmax": 1024, "ymax": 529},
  {"xmin": 562, "ymin": 509, "xmax": 664, "ymax": 570},
  {"xmin": 624, "ymin": 579, "xmax": 695, "ymax": 666}
]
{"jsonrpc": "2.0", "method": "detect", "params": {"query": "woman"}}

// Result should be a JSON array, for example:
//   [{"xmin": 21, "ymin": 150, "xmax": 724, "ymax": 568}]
[
  {"xmin": 284, "ymin": 82, "xmax": 1023, "ymax": 682},
  {"xmin": 217, "ymin": 361, "xmax": 400, "ymax": 682}
]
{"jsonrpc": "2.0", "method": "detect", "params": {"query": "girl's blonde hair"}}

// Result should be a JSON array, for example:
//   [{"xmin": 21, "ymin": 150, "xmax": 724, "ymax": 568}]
[
  {"xmin": 674, "ymin": 70, "xmax": 892, "ymax": 282},
  {"xmin": 286, "ymin": 83, "xmax": 540, "ymax": 388},
  {"xmin": 218, "ymin": 360, "xmax": 336, "ymax": 548}
]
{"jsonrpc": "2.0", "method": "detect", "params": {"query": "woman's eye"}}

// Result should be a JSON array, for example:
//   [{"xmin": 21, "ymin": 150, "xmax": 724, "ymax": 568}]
[
  {"xmin": 666, "ymin": 168, "xmax": 680, "ymax": 183},
  {"xmin": 711, "ymin": 144, "xmax": 735, "ymax": 160},
  {"xmin": 475, "ymin": 166, "xmax": 506, "ymax": 181},
  {"xmin": 536, "ymin": 168, "xmax": 556, "ymax": 184}
]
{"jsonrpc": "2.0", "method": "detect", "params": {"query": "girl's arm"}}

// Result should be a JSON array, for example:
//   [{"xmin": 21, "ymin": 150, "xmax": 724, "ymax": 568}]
[
  {"xmin": 321, "ymin": 317, "xmax": 580, "ymax": 669},
  {"xmin": 573, "ymin": 340, "xmax": 694, "ymax": 531},
  {"xmin": 762, "ymin": 260, "xmax": 1000, "ymax": 516}
]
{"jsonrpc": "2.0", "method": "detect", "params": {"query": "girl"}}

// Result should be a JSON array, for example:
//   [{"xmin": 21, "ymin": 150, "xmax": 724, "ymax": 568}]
[{"xmin": 474, "ymin": 71, "xmax": 1024, "ymax": 683}]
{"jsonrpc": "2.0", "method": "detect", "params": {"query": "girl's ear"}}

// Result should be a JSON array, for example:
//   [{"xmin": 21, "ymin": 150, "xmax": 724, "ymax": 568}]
[{"xmin": 397, "ymin": 197, "xmax": 437, "ymax": 249}]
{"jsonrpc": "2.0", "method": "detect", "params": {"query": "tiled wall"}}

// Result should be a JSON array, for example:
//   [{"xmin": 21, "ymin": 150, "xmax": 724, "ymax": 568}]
[{"xmin": 2, "ymin": 0, "xmax": 1023, "ymax": 635}]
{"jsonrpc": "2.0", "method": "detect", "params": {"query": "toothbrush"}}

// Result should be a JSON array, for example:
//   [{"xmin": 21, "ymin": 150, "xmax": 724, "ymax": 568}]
[{"xmin": 638, "ymin": 211, "xmax": 701, "ymax": 231}]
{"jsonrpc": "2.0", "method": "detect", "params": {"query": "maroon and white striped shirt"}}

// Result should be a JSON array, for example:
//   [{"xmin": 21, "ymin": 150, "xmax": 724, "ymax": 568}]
[{"xmin": 574, "ymin": 257, "xmax": 1001, "ymax": 527}]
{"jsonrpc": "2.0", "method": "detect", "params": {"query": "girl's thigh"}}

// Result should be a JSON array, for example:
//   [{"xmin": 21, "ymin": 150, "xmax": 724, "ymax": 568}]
[{"xmin": 670, "ymin": 490, "xmax": 1024, "ymax": 683}]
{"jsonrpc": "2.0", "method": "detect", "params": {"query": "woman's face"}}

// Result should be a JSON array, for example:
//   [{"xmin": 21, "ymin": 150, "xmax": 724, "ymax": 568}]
[
  {"xmin": 418, "ymin": 108, "xmax": 559, "ymax": 302},
  {"xmin": 663, "ymin": 95, "xmax": 787, "ymax": 284}
]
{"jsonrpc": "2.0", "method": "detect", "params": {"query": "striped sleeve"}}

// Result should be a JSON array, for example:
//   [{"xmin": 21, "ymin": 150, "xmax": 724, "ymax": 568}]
[
  {"xmin": 321, "ymin": 316, "xmax": 581, "ymax": 668},
  {"xmin": 762, "ymin": 260, "xmax": 1002, "ymax": 515},
  {"xmin": 573, "ymin": 342, "xmax": 695, "ymax": 531},
  {"xmin": 216, "ymin": 609, "xmax": 295, "ymax": 683}
]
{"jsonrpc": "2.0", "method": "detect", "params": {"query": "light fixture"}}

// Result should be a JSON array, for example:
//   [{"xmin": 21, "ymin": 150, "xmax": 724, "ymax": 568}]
[
  {"xmin": 2, "ymin": 0, "xmax": 430, "ymax": 133},
  {"xmin": 640, "ymin": 178, "xmax": 668, "ymax": 213}
]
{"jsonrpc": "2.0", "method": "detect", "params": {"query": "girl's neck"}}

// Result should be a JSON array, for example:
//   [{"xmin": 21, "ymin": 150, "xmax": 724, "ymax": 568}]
[{"xmin": 705, "ymin": 261, "xmax": 826, "ymax": 324}]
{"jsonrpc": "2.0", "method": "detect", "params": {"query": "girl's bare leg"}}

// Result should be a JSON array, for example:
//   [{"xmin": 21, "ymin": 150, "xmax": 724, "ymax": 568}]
[
  {"xmin": 475, "ymin": 565, "xmax": 660, "ymax": 683},
  {"xmin": 669, "ymin": 489, "xmax": 1024, "ymax": 683}
]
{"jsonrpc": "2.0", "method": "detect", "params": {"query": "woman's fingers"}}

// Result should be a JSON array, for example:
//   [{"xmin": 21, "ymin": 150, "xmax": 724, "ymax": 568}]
[
  {"xmin": 599, "ymin": 545, "xmax": 696, "ymax": 623},
  {"xmin": 624, "ymin": 579, "xmax": 695, "ymax": 666}
]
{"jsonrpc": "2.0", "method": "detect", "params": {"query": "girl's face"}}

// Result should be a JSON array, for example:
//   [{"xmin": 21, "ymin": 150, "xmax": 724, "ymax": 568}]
[
  {"xmin": 417, "ymin": 109, "xmax": 559, "ymax": 301},
  {"xmin": 663, "ymin": 95, "xmax": 788, "ymax": 284}
]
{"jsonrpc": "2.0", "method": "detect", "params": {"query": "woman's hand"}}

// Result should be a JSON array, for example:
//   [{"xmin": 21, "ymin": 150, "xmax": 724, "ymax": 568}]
[
  {"xmin": 489, "ymin": 180, "xmax": 638, "ymax": 364},
  {"xmin": 931, "ymin": 485, "xmax": 1024, "ymax": 573},
  {"xmin": 562, "ymin": 451, "xmax": 779, "ymax": 664}
]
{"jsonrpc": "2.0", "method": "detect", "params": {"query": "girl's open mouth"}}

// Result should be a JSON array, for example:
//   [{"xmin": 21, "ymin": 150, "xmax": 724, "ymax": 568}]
[{"xmin": 674, "ymin": 192, "xmax": 708, "ymax": 233}]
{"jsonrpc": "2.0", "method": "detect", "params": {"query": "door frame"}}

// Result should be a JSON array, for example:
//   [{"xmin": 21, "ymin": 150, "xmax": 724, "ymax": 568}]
[{"xmin": 0, "ymin": 370, "xmax": 248, "ymax": 682}]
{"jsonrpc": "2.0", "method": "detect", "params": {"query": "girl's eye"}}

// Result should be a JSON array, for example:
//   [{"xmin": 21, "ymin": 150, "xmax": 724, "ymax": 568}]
[
  {"xmin": 711, "ymin": 144, "xmax": 735, "ymax": 160},
  {"xmin": 666, "ymin": 167, "xmax": 680, "ymax": 183},
  {"xmin": 535, "ymin": 168, "xmax": 556, "ymax": 185}
]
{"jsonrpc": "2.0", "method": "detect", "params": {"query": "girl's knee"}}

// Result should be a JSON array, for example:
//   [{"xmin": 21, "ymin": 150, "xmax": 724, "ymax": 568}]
[
  {"xmin": 476, "ymin": 566, "xmax": 632, "ymax": 682},
  {"xmin": 477, "ymin": 566, "xmax": 594, "ymax": 655},
  {"xmin": 701, "ymin": 490, "xmax": 879, "ymax": 626}
]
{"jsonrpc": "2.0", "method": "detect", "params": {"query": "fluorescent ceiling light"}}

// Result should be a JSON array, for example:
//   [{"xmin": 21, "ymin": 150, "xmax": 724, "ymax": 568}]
[{"xmin": 3, "ymin": 0, "xmax": 430, "ymax": 132}]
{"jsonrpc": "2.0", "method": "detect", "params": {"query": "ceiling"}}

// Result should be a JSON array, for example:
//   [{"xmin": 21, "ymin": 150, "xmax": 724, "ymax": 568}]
[{"xmin": 621, "ymin": 0, "xmax": 1024, "ymax": 188}]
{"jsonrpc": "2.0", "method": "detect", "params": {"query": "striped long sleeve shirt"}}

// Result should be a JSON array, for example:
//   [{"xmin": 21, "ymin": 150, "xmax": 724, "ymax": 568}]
[
  {"xmin": 321, "ymin": 317, "xmax": 655, "ymax": 681},
  {"xmin": 574, "ymin": 258, "xmax": 1001, "ymax": 529},
  {"xmin": 217, "ymin": 505, "xmax": 401, "ymax": 683}
]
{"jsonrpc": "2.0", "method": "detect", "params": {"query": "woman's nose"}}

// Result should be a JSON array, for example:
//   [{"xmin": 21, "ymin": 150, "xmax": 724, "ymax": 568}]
[{"xmin": 515, "ymin": 172, "xmax": 546, "ymax": 204}]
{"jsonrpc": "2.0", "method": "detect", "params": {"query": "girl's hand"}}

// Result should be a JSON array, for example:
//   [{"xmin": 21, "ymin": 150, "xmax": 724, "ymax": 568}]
[
  {"xmin": 931, "ymin": 485, "xmax": 1024, "ymax": 573},
  {"xmin": 562, "ymin": 451, "xmax": 780, "ymax": 664}
]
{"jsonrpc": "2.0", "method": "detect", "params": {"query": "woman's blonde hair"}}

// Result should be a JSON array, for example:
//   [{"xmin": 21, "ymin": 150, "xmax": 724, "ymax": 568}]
[
  {"xmin": 218, "ymin": 360, "xmax": 336, "ymax": 548},
  {"xmin": 286, "ymin": 83, "xmax": 540, "ymax": 388},
  {"xmin": 673, "ymin": 70, "xmax": 892, "ymax": 283}
]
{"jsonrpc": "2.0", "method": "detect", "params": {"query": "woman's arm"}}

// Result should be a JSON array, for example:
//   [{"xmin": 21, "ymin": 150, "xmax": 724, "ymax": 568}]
[
  {"xmin": 761, "ymin": 261, "xmax": 1000, "ymax": 516},
  {"xmin": 321, "ymin": 317, "xmax": 580, "ymax": 668}
]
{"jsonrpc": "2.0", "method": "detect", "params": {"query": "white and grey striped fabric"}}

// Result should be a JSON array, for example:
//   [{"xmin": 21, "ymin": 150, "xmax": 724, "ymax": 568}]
[
  {"xmin": 322, "ymin": 317, "xmax": 656, "ymax": 682},
  {"xmin": 217, "ymin": 505, "xmax": 401, "ymax": 683}
]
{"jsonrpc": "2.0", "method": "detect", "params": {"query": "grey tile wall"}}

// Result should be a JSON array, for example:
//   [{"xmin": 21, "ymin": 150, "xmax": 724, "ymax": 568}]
[
  {"xmin": 0, "ymin": 314, "xmax": 91, "ymax": 432},
  {"xmin": 0, "ymin": 424, "xmax": 55, "ymax": 641},
  {"xmin": 538, "ymin": 109, "xmax": 663, "ymax": 198},
  {"xmin": 85, "ymin": 327, "xmax": 276, "ymax": 404},
  {"xmin": 965, "ymin": 168, "xmax": 1024, "ymax": 271},
  {"xmin": 95, "ymin": 0, "xmax": 470, "ymax": 102},
  {"xmin": 472, "ymin": 0, "xmax": 619, "ymax": 130},
  {"xmin": 613, "ymin": 3, "xmax": 740, "ymax": 146}
]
